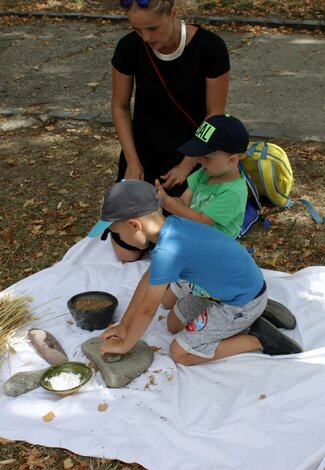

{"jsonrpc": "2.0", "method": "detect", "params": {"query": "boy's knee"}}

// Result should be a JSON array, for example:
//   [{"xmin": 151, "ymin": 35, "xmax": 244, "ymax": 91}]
[
  {"xmin": 170, "ymin": 340, "xmax": 190, "ymax": 365},
  {"xmin": 161, "ymin": 287, "xmax": 178, "ymax": 310},
  {"xmin": 167, "ymin": 310, "xmax": 184, "ymax": 334}
]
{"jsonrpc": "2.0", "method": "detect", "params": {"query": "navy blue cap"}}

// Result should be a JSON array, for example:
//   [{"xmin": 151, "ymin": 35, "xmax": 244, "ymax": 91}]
[{"xmin": 178, "ymin": 114, "xmax": 249, "ymax": 156}]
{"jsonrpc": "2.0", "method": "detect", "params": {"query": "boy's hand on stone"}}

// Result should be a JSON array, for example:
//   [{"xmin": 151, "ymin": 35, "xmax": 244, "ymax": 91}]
[
  {"xmin": 101, "ymin": 324, "xmax": 126, "ymax": 342},
  {"xmin": 100, "ymin": 336, "xmax": 127, "ymax": 355}
]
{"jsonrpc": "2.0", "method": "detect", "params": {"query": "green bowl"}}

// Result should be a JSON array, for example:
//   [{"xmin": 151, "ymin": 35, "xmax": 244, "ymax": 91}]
[{"xmin": 40, "ymin": 361, "xmax": 92, "ymax": 396}]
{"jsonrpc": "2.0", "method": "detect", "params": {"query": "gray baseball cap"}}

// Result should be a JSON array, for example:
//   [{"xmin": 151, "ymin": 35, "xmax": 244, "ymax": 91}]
[{"xmin": 88, "ymin": 179, "xmax": 162, "ymax": 238}]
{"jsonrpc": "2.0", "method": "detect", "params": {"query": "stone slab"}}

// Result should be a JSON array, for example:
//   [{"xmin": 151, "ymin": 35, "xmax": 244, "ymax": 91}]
[{"xmin": 82, "ymin": 337, "xmax": 154, "ymax": 388}]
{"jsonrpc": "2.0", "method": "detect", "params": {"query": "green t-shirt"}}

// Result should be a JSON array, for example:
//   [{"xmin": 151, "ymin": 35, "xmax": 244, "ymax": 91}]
[{"xmin": 187, "ymin": 167, "xmax": 248, "ymax": 238}]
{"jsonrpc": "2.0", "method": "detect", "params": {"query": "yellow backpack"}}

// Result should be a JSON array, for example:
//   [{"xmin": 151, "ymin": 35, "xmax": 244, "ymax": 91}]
[
  {"xmin": 240, "ymin": 142, "xmax": 293, "ymax": 208},
  {"xmin": 240, "ymin": 142, "xmax": 323, "ymax": 223}
]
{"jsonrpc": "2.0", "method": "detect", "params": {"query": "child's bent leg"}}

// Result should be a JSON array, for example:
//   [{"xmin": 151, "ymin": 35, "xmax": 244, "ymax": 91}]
[
  {"xmin": 161, "ymin": 286, "xmax": 178, "ymax": 309},
  {"xmin": 170, "ymin": 334, "xmax": 261, "ymax": 366},
  {"xmin": 167, "ymin": 309, "xmax": 185, "ymax": 334}
]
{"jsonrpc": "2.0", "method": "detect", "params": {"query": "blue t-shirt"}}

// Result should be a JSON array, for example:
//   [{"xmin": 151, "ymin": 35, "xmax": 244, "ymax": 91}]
[{"xmin": 150, "ymin": 216, "xmax": 264, "ymax": 306}]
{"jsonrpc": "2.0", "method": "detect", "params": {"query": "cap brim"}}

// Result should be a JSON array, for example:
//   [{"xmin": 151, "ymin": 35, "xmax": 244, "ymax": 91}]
[
  {"xmin": 178, "ymin": 139, "xmax": 218, "ymax": 157},
  {"xmin": 88, "ymin": 220, "xmax": 112, "ymax": 238}
]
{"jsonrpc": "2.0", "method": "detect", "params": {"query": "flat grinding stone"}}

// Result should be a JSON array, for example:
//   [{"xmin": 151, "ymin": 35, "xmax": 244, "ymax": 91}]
[
  {"xmin": 82, "ymin": 337, "xmax": 154, "ymax": 388},
  {"xmin": 28, "ymin": 328, "xmax": 68, "ymax": 365}
]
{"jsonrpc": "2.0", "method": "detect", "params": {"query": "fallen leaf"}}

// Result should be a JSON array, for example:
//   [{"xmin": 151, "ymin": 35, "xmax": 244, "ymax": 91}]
[
  {"xmin": 23, "ymin": 267, "xmax": 33, "ymax": 273},
  {"xmin": 62, "ymin": 216, "xmax": 76, "ymax": 229},
  {"xmin": 158, "ymin": 315, "xmax": 165, "ymax": 321},
  {"xmin": 87, "ymin": 82, "xmax": 99, "ymax": 88},
  {"xmin": 31, "ymin": 225, "xmax": 43, "ymax": 234},
  {"xmin": 259, "ymin": 394, "xmax": 267, "ymax": 400},
  {"xmin": 149, "ymin": 375, "xmax": 156, "ymax": 385},
  {"xmin": 98, "ymin": 402, "xmax": 108, "ymax": 412},
  {"xmin": 63, "ymin": 458, "xmax": 74, "ymax": 469},
  {"xmin": 42, "ymin": 411, "xmax": 55, "ymax": 422},
  {"xmin": 23, "ymin": 198, "xmax": 35, "ymax": 207}
]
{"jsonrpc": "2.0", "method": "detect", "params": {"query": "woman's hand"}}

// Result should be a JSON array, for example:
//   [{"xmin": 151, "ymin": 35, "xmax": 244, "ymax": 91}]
[
  {"xmin": 160, "ymin": 164, "xmax": 189, "ymax": 189},
  {"xmin": 160, "ymin": 157, "xmax": 198, "ymax": 189},
  {"xmin": 124, "ymin": 161, "xmax": 144, "ymax": 180}
]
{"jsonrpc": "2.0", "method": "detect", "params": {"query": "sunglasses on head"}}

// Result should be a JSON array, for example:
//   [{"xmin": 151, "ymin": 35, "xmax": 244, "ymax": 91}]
[{"xmin": 120, "ymin": 0, "xmax": 173, "ymax": 9}]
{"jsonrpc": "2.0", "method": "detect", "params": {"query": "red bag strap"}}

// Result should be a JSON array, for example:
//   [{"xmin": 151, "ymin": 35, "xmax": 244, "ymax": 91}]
[{"xmin": 143, "ymin": 41, "xmax": 198, "ymax": 128}]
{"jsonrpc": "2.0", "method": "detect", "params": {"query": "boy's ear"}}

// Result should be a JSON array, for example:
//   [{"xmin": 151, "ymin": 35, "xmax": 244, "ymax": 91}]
[
  {"xmin": 128, "ymin": 219, "xmax": 142, "ymax": 231},
  {"xmin": 229, "ymin": 153, "xmax": 240, "ymax": 164}
]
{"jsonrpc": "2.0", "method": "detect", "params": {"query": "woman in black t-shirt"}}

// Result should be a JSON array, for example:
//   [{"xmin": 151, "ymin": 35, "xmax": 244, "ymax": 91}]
[{"xmin": 110, "ymin": 0, "xmax": 230, "ymax": 261}]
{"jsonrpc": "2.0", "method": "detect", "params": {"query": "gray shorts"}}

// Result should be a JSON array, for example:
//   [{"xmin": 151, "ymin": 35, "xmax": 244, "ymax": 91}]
[
  {"xmin": 170, "ymin": 280, "xmax": 192, "ymax": 298},
  {"xmin": 174, "ymin": 287, "xmax": 268, "ymax": 358}
]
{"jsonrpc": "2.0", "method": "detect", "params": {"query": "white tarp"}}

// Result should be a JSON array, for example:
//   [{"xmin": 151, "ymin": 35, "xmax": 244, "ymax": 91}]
[{"xmin": 1, "ymin": 236, "xmax": 325, "ymax": 470}]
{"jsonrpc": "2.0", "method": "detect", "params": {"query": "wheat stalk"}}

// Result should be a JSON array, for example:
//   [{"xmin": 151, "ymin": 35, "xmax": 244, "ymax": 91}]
[{"xmin": 0, "ymin": 293, "xmax": 37, "ymax": 356}]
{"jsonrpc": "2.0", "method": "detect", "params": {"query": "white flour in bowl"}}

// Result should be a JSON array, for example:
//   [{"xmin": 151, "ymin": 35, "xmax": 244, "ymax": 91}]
[{"xmin": 47, "ymin": 371, "xmax": 84, "ymax": 390}]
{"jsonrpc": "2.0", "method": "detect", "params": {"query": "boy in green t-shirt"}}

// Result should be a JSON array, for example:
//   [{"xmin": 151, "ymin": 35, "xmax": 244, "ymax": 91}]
[
  {"xmin": 155, "ymin": 114, "xmax": 249, "ymax": 238},
  {"xmin": 155, "ymin": 114, "xmax": 249, "ymax": 307}
]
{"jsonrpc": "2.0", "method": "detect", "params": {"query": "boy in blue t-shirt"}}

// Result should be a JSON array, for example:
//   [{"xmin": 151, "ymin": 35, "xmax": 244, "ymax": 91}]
[{"xmin": 88, "ymin": 180, "xmax": 302, "ymax": 365}]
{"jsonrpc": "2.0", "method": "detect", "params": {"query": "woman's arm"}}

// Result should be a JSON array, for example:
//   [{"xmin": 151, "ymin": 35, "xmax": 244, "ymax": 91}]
[
  {"xmin": 111, "ymin": 66, "xmax": 144, "ymax": 180},
  {"xmin": 205, "ymin": 71, "xmax": 230, "ymax": 117},
  {"xmin": 160, "ymin": 157, "xmax": 199, "ymax": 189}
]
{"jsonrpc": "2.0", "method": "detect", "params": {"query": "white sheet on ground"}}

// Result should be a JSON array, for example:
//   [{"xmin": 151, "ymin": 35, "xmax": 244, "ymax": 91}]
[{"xmin": 0, "ymin": 237, "xmax": 325, "ymax": 470}]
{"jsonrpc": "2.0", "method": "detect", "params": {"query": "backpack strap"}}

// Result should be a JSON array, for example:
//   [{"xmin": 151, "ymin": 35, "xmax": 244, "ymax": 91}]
[
  {"xmin": 238, "ymin": 162, "xmax": 262, "ymax": 211},
  {"xmin": 237, "ymin": 162, "xmax": 266, "ymax": 237},
  {"xmin": 298, "ymin": 199, "xmax": 324, "ymax": 224}
]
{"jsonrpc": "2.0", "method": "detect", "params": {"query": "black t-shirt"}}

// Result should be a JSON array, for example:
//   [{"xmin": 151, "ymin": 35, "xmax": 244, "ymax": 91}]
[{"xmin": 112, "ymin": 27, "xmax": 230, "ymax": 183}]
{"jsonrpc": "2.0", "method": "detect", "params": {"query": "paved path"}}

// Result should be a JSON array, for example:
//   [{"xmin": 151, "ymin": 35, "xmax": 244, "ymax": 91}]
[{"xmin": 0, "ymin": 19, "xmax": 324, "ymax": 141}]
